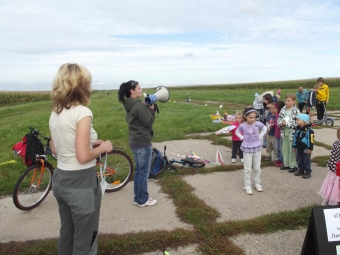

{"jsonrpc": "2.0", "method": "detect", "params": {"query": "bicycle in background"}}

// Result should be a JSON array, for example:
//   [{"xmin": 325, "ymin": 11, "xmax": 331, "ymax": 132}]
[
  {"xmin": 12, "ymin": 127, "xmax": 134, "ymax": 210},
  {"xmin": 162, "ymin": 145, "xmax": 205, "ymax": 171}
]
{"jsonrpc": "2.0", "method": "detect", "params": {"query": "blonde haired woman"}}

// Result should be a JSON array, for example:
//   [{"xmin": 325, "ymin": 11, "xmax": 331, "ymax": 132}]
[{"xmin": 49, "ymin": 63, "xmax": 112, "ymax": 254}]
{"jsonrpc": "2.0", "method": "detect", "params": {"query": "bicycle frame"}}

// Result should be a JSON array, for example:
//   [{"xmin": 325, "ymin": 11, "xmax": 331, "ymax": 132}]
[
  {"xmin": 32, "ymin": 159, "xmax": 46, "ymax": 188},
  {"xmin": 13, "ymin": 127, "xmax": 133, "ymax": 210},
  {"xmin": 162, "ymin": 145, "xmax": 205, "ymax": 169},
  {"xmin": 32, "ymin": 126, "xmax": 132, "ymax": 183}
]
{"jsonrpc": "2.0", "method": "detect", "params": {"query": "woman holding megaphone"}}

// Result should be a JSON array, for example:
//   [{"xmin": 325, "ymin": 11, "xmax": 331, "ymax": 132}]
[{"xmin": 118, "ymin": 80, "xmax": 157, "ymax": 207}]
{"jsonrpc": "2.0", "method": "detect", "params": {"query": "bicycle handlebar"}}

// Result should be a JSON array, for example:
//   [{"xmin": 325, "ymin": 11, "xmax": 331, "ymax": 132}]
[{"xmin": 29, "ymin": 126, "xmax": 50, "ymax": 141}]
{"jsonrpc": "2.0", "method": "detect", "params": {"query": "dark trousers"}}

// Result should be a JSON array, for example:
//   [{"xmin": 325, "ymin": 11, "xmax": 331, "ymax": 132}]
[
  {"xmin": 298, "ymin": 102, "xmax": 306, "ymax": 113},
  {"xmin": 316, "ymin": 101, "xmax": 325, "ymax": 120},
  {"xmin": 232, "ymin": 141, "xmax": 243, "ymax": 159},
  {"xmin": 296, "ymin": 149, "xmax": 312, "ymax": 174}
]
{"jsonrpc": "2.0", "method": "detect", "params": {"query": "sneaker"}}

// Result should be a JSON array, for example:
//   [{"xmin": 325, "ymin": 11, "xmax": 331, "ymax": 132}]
[
  {"xmin": 255, "ymin": 185, "xmax": 263, "ymax": 192},
  {"xmin": 280, "ymin": 165, "xmax": 290, "ymax": 170},
  {"xmin": 244, "ymin": 188, "xmax": 253, "ymax": 195},
  {"xmin": 294, "ymin": 171, "xmax": 304, "ymax": 176},
  {"xmin": 240, "ymin": 159, "xmax": 244, "ymax": 163},
  {"xmin": 136, "ymin": 197, "xmax": 157, "ymax": 207},
  {"xmin": 302, "ymin": 173, "xmax": 311, "ymax": 179},
  {"xmin": 288, "ymin": 167, "xmax": 298, "ymax": 173},
  {"xmin": 321, "ymin": 201, "xmax": 328, "ymax": 206},
  {"xmin": 231, "ymin": 158, "xmax": 236, "ymax": 163},
  {"xmin": 265, "ymin": 157, "xmax": 271, "ymax": 161},
  {"xmin": 275, "ymin": 160, "xmax": 283, "ymax": 167}
]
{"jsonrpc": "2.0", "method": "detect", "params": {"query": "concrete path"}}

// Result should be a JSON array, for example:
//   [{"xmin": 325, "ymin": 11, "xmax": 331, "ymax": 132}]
[{"xmin": 0, "ymin": 121, "xmax": 338, "ymax": 254}]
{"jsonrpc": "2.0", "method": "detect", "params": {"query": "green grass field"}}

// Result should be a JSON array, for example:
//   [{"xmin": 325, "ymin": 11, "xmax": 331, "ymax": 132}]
[{"xmin": 0, "ymin": 79, "xmax": 338, "ymax": 254}]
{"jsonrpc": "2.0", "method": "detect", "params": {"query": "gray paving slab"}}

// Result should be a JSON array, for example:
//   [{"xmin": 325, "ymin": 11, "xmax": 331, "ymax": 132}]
[
  {"xmin": 183, "ymin": 163, "xmax": 327, "ymax": 222},
  {"xmin": 313, "ymin": 128, "xmax": 338, "ymax": 146},
  {"xmin": 0, "ymin": 180, "xmax": 192, "ymax": 243},
  {"xmin": 232, "ymin": 228, "xmax": 306, "ymax": 255},
  {"xmin": 141, "ymin": 244, "xmax": 201, "ymax": 255},
  {"xmin": 327, "ymin": 110, "xmax": 340, "ymax": 115},
  {"xmin": 332, "ymin": 119, "xmax": 340, "ymax": 126}
]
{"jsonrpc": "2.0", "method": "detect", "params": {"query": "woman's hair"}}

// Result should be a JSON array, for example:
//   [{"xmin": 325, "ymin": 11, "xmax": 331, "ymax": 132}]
[
  {"xmin": 317, "ymin": 77, "xmax": 324, "ymax": 83},
  {"xmin": 298, "ymin": 87, "xmax": 303, "ymax": 93},
  {"xmin": 314, "ymin": 84, "xmax": 319, "ymax": 89},
  {"xmin": 263, "ymin": 93, "xmax": 273, "ymax": 104},
  {"xmin": 243, "ymin": 106, "xmax": 257, "ymax": 121},
  {"xmin": 285, "ymin": 93, "xmax": 296, "ymax": 100},
  {"xmin": 51, "ymin": 63, "xmax": 92, "ymax": 114},
  {"xmin": 118, "ymin": 80, "xmax": 139, "ymax": 103},
  {"xmin": 337, "ymin": 127, "xmax": 340, "ymax": 140},
  {"xmin": 273, "ymin": 100, "xmax": 285, "ymax": 112}
]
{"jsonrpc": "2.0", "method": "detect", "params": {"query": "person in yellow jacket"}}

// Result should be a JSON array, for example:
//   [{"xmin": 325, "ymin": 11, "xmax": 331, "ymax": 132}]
[{"xmin": 316, "ymin": 77, "xmax": 329, "ymax": 124}]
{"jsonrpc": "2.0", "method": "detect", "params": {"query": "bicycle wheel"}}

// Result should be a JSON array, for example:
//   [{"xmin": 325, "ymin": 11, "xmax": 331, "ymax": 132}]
[
  {"xmin": 96, "ymin": 150, "xmax": 133, "ymax": 192},
  {"xmin": 191, "ymin": 161, "xmax": 205, "ymax": 168},
  {"xmin": 325, "ymin": 118, "xmax": 334, "ymax": 126},
  {"xmin": 13, "ymin": 162, "xmax": 53, "ymax": 210}
]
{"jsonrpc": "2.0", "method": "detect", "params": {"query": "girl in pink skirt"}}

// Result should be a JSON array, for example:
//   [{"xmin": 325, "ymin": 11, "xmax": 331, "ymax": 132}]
[{"xmin": 318, "ymin": 127, "xmax": 340, "ymax": 206}]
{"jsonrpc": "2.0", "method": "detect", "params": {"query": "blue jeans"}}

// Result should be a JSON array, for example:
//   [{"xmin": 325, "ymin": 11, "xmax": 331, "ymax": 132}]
[
  {"xmin": 131, "ymin": 146, "xmax": 152, "ymax": 205},
  {"xmin": 275, "ymin": 137, "xmax": 283, "ymax": 161},
  {"xmin": 296, "ymin": 149, "xmax": 312, "ymax": 174},
  {"xmin": 262, "ymin": 134, "xmax": 267, "ymax": 147}
]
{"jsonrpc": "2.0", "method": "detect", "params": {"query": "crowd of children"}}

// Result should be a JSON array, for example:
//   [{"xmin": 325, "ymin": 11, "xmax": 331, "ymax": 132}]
[
  {"xmin": 227, "ymin": 82, "xmax": 329, "ymax": 196},
  {"xmin": 215, "ymin": 77, "xmax": 338, "ymax": 201}
]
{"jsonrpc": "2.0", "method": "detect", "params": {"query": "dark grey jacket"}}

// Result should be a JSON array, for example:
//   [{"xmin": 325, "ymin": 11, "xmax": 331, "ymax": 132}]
[
  {"xmin": 123, "ymin": 98, "xmax": 155, "ymax": 146},
  {"xmin": 306, "ymin": 90, "xmax": 316, "ymax": 107}
]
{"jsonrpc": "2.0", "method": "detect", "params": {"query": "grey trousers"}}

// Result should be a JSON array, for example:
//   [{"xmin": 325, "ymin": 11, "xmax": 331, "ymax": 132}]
[
  {"xmin": 243, "ymin": 151, "xmax": 262, "ymax": 189},
  {"xmin": 266, "ymin": 135, "xmax": 277, "ymax": 160},
  {"xmin": 52, "ymin": 167, "xmax": 101, "ymax": 255}
]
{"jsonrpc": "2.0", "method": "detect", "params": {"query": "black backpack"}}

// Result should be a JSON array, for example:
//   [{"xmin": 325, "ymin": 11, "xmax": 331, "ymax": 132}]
[
  {"xmin": 24, "ymin": 132, "xmax": 44, "ymax": 166},
  {"xmin": 149, "ymin": 148, "xmax": 166, "ymax": 179}
]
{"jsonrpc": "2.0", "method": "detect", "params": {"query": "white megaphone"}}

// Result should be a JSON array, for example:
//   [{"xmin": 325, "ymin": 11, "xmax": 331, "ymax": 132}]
[{"xmin": 144, "ymin": 86, "xmax": 170, "ymax": 105}]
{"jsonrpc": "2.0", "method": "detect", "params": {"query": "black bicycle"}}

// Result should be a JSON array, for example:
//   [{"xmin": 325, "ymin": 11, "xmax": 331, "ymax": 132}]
[
  {"xmin": 162, "ymin": 145, "xmax": 205, "ymax": 171},
  {"xmin": 12, "ymin": 127, "xmax": 134, "ymax": 210}
]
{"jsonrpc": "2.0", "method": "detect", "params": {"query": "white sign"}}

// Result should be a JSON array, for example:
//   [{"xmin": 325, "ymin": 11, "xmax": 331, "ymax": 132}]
[
  {"xmin": 324, "ymin": 208, "xmax": 340, "ymax": 242},
  {"xmin": 336, "ymin": 245, "xmax": 340, "ymax": 255}
]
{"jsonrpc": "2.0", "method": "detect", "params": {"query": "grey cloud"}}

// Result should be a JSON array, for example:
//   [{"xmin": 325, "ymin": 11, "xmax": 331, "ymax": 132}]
[{"xmin": 183, "ymin": 52, "xmax": 194, "ymax": 57}]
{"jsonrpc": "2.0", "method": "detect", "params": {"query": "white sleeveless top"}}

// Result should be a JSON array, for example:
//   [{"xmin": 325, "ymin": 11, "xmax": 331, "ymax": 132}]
[{"xmin": 49, "ymin": 105, "xmax": 98, "ymax": 171}]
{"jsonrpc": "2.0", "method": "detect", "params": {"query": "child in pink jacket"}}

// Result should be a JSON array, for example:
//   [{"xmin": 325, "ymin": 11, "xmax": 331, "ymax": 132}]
[
  {"xmin": 230, "ymin": 111, "xmax": 243, "ymax": 163},
  {"xmin": 273, "ymin": 100, "xmax": 285, "ymax": 167}
]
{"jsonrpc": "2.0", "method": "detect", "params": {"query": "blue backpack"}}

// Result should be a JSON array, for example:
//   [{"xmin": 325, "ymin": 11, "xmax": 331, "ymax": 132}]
[{"xmin": 149, "ymin": 148, "xmax": 166, "ymax": 179}]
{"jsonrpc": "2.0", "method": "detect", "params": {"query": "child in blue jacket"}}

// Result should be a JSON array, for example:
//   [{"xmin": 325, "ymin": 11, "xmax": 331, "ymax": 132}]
[{"xmin": 292, "ymin": 114, "xmax": 314, "ymax": 179}]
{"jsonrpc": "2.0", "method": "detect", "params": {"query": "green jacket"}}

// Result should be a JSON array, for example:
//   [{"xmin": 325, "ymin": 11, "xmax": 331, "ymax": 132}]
[{"xmin": 123, "ymin": 98, "xmax": 155, "ymax": 146}]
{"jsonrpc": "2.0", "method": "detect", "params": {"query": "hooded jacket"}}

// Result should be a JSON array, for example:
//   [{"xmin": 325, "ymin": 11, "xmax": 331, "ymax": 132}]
[
  {"xmin": 123, "ymin": 98, "xmax": 155, "ymax": 146},
  {"xmin": 306, "ymin": 90, "xmax": 316, "ymax": 107},
  {"xmin": 316, "ymin": 83, "xmax": 329, "ymax": 102},
  {"xmin": 293, "ymin": 125, "xmax": 314, "ymax": 150}
]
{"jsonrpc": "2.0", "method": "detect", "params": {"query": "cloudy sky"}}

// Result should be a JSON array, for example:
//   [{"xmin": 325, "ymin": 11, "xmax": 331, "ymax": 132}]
[{"xmin": 0, "ymin": 0, "xmax": 339, "ymax": 91}]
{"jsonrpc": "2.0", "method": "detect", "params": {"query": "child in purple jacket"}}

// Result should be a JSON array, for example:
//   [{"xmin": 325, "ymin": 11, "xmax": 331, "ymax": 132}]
[{"xmin": 236, "ymin": 106, "xmax": 267, "ymax": 195}]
